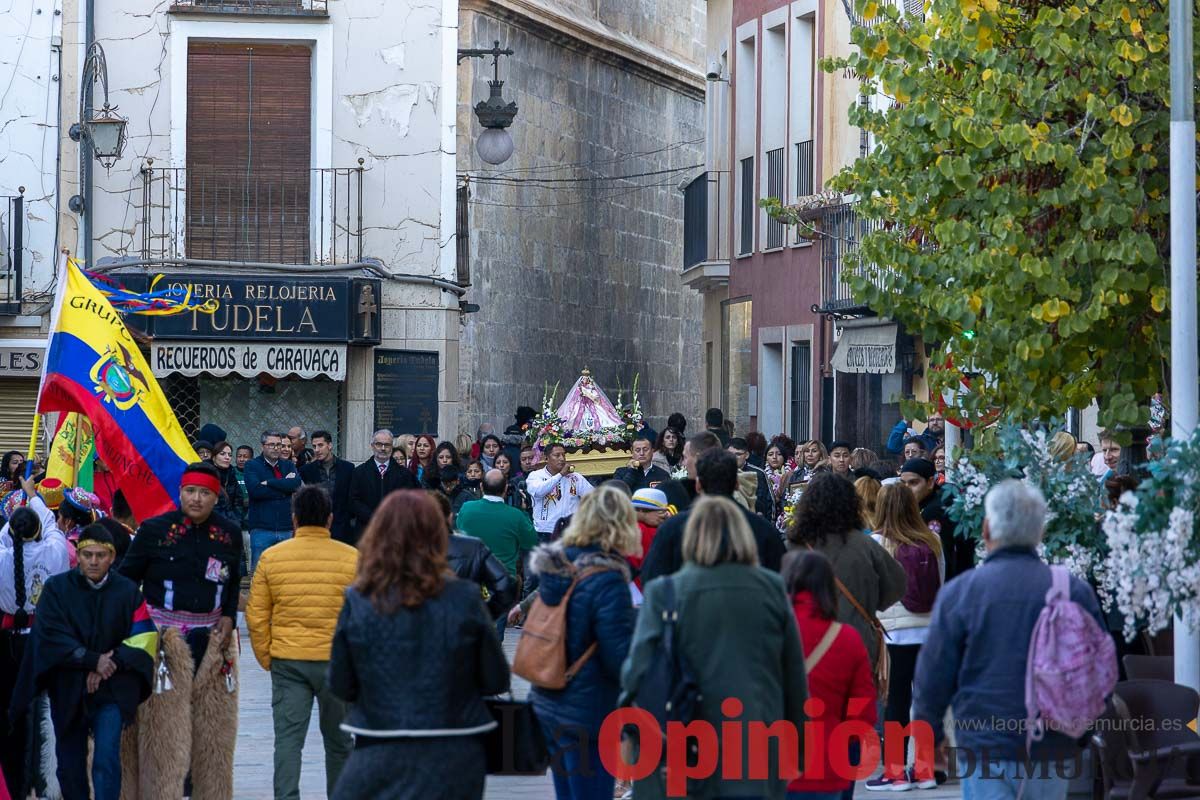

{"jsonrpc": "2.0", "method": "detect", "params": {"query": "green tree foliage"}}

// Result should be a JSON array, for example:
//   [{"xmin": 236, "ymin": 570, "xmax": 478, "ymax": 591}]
[{"xmin": 813, "ymin": 0, "xmax": 1196, "ymax": 428}]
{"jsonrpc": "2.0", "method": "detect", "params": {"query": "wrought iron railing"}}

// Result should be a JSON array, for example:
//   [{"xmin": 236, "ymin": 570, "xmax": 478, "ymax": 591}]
[
  {"xmin": 140, "ymin": 163, "xmax": 363, "ymax": 265},
  {"xmin": 0, "ymin": 190, "xmax": 23, "ymax": 312},
  {"xmin": 795, "ymin": 139, "xmax": 814, "ymax": 197},
  {"xmin": 819, "ymin": 203, "xmax": 885, "ymax": 314},
  {"xmin": 170, "ymin": 0, "xmax": 327, "ymax": 16},
  {"xmin": 739, "ymin": 156, "xmax": 755, "ymax": 256},
  {"xmin": 766, "ymin": 147, "xmax": 786, "ymax": 249}
]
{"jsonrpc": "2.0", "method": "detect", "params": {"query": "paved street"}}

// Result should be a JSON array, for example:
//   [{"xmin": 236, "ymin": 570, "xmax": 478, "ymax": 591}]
[
  {"xmin": 233, "ymin": 621, "xmax": 554, "ymax": 799},
  {"xmin": 232, "ymin": 621, "xmax": 962, "ymax": 800}
]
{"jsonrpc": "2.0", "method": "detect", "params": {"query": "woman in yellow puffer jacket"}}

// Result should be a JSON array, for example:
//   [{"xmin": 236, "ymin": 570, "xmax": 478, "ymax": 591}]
[{"xmin": 245, "ymin": 484, "xmax": 359, "ymax": 799}]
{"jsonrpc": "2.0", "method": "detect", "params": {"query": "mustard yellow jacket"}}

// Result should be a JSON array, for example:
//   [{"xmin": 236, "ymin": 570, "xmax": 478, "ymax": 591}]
[{"xmin": 246, "ymin": 526, "xmax": 358, "ymax": 669}]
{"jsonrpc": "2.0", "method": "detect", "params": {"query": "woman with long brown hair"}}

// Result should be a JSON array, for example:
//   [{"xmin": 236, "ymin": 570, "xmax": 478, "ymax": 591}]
[
  {"xmin": 327, "ymin": 490, "xmax": 509, "ymax": 799},
  {"xmin": 866, "ymin": 483, "xmax": 944, "ymax": 791},
  {"xmin": 406, "ymin": 434, "xmax": 437, "ymax": 486}
]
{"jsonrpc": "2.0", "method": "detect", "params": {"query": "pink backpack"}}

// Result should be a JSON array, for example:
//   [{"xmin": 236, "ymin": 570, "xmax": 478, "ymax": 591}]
[{"xmin": 1024, "ymin": 565, "xmax": 1117, "ymax": 746}]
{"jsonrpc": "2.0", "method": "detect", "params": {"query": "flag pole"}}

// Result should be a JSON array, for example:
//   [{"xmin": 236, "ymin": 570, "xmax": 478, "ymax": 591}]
[
  {"xmin": 24, "ymin": 415, "xmax": 39, "ymax": 479},
  {"xmin": 30, "ymin": 250, "xmax": 71, "ymax": 481}
]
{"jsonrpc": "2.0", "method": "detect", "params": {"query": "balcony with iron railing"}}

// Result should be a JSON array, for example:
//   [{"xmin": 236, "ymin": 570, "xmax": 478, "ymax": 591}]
[
  {"xmin": 819, "ymin": 203, "xmax": 886, "ymax": 315},
  {"xmin": 0, "ymin": 190, "xmax": 24, "ymax": 314},
  {"xmin": 682, "ymin": 170, "xmax": 731, "ymax": 291},
  {"xmin": 140, "ymin": 163, "xmax": 364, "ymax": 266},
  {"xmin": 170, "ymin": 0, "xmax": 327, "ymax": 16}
]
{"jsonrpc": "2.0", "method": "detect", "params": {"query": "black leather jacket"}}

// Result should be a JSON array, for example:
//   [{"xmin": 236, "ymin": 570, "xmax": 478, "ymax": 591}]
[{"xmin": 447, "ymin": 534, "xmax": 515, "ymax": 619}]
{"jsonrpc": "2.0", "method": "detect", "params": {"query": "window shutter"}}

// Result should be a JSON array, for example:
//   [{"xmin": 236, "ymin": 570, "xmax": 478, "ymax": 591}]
[{"xmin": 186, "ymin": 42, "xmax": 312, "ymax": 263}]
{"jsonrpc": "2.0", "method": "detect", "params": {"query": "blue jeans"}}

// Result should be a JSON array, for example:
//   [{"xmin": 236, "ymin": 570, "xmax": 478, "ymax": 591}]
[
  {"xmin": 961, "ymin": 758, "xmax": 1068, "ymax": 800},
  {"xmin": 250, "ymin": 529, "xmax": 292, "ymax": 573},
  {"xmin": 540, "ymin": 721, "xmax": 613, "ymax": 800},
  {"xmin": 495, "ymin": 615, "xmax": 506, "ymax": 642},
  {"xmin": 57, "ymin": 702, "xmax": 122, "ymax": 800}
]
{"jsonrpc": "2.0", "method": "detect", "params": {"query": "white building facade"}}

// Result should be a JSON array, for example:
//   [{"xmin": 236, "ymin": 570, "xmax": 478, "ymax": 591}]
[{"xmin": 0, "ymin": 0, "xmax": 465, "ymax": 461}]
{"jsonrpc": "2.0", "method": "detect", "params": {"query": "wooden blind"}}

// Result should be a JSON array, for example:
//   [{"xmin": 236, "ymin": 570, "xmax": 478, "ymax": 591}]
[{"xmin": 186, "ymin": 42, "xmax": 312, "ymax": 263}]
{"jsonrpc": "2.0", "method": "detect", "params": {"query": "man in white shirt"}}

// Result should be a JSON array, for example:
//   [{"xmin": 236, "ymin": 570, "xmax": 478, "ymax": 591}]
[{"xmin": 525, "ymin": 443, "xmax": 593, "ymax": 541}]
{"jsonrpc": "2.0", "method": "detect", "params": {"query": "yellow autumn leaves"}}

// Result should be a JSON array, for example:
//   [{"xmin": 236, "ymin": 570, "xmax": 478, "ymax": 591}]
[{"xmin": 1032, "ymin": 298, "xmax": 1071, "ymax": 323}]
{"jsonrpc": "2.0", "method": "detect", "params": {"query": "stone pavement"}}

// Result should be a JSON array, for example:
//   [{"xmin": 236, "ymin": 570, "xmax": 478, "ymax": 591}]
[
  {"xmin": 232, "ymin": 621, "xmax": 961, "ymax": 799},
  {"xmin": 233, "ymin": 622, "xmax": 554, "ymax": 799}
]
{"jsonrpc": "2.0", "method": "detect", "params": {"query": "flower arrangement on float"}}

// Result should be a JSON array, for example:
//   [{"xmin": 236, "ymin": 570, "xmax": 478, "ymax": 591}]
[
  {"xmin": 1099, "ymin": 429, "xmax": 1200, "ymax": 640},
  {"xmin": 525, "ymin": 369, "xmax": 638, "ymax": 454},
  {"xmin": 945, "ymin": 419, "xmax": 1103, "ymax": 579}
]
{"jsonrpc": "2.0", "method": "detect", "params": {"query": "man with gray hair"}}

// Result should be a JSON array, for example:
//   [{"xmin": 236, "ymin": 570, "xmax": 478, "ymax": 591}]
[
  {"xmin": 348, "ymin": 428, "xmax": 418, "ymax": 543},
  {"xmin": 287, "ymin": 425, "xmax": 314, "ymax": 469},
  {"xmin": 912, "ymin": 480, "xmax": 1108, "ymax": 800}
]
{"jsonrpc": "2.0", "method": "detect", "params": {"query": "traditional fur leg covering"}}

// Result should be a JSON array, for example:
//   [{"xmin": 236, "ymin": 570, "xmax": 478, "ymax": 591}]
[
  {"xmin": 37, "ymin": 693, "xmax": 62, "ymax": 800},
  {"xmin": 134, "ymin": 627, "xmax": 193, "ymax": 800},
  {"xmin": 188, "ymin": 633, "xmax": 237, "ymax": 800},
  {"xmin": 119, "ymin": 724, "xmax": 139, "ymax": 800}
]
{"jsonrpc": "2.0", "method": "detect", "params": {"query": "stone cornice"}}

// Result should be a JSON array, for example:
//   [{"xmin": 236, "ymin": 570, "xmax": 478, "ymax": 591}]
[{"xmin": 460, "ymin": 0, "xmax": 706, "ymax": 100}]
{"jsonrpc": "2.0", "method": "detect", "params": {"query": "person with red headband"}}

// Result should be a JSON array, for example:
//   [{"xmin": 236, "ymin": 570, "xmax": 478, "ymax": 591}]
[{"xmin": 117, "ymin": 462, "xmax": 242, "ymax": 798}]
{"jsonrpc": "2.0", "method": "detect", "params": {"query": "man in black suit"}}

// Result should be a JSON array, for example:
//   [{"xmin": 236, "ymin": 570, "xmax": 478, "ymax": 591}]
[
  {"xmin": 348, "ymin": 428, "xmax": 418, "ymax": 542},
  {"xmin": 300, "ymin": 430, "xmax": 356, "ymax": 544},
  {"xmin": 613, "ymin": 436, "xmax": 671, "ymax": 493}
]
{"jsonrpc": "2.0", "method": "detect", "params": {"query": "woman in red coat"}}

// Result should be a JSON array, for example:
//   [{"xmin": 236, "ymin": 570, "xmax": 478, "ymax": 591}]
[{"xmin": 784, "ymin": 550, "xmax": 878, "ymax": 800}]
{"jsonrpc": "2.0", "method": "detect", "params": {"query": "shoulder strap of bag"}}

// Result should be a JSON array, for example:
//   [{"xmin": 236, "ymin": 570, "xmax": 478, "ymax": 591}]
[
  {"xmin": 803, "ymin": 544, "xmax": 886, "ymax": 637},
  {"xmin": 805, "ymin": 621, "xmax": 842, "ymax": 673},
  {"xmin": 561, "ymin": 567, "xmax": 610, "ymax": 682},
  {"xmin": 833, "ymin": 576, "xmax": 886, "ymax": 637}
]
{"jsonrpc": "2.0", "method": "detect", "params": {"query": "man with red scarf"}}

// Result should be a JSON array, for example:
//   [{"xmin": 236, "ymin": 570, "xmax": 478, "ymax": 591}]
[{"xmin": 118, "ymin": 463, "xmax": 242, "ymax": 798}]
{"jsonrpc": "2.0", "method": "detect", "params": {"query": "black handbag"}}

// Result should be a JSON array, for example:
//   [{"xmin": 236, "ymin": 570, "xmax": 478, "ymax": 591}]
[
  {"xmin": 484, "ymin": 695, "xmax": 551, "ymax": 775},
  {"xmin": 630, "ymin": 576, "xmax": 702, "ymax": 743}
]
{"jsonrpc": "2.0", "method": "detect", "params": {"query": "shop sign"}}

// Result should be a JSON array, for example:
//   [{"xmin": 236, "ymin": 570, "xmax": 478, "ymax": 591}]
[
  {"xmin": 151, "ymin": 341, "xmax": 347, "ymax": 380},
  {"xmin": 119, "ymin": 274, "xmax": 381, "ymax": 344},
  {"xmin": 373, "ymin": 349, "xmax": 438, "ymax": 435},
  {"xmin": 831, "ymin": 324, "xmax": 898, "ymax": 374},
  {"xmin": 0, "ymin": 340, "xmax": 46, "ymax": 376}
]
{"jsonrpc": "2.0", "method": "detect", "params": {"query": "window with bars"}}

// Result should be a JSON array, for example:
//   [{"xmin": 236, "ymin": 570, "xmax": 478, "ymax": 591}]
[
  {"xmin": 859, "ymin": 92, "xmax": 872, "ymax": 157},
  {"xmin": 795, "ymin": 140, "xmax": 814, "ymax": 197},
  {"xmin": 766, "ymin": 147, "xmax": 785, "ymax": 249},
  {"xmin": 456, "ymin": 184, "xmax": 470, "ymax": 285},
  {"xmin": 739, "ymin": 156, "xmax": 755, "ymax": 255},
  {"xmin": 790, "ymin": 342, "xmax": 812, "ymax": 442}
]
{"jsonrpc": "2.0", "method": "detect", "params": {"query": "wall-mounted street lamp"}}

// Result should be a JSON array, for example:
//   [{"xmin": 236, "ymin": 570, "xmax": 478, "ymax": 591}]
[
  {"xmin": 68, "ymin": 43, "xmax": 128, "ymax": 213},
  {"xmin": 458, "ymin": 41, "xmax": 518, "ymax": 166}
]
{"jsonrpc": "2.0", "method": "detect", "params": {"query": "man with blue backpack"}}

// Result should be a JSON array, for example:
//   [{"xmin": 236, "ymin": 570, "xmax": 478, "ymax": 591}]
[{"xmin": 912, "ymin": 480, "xmax": 1117, "ymax": 800}]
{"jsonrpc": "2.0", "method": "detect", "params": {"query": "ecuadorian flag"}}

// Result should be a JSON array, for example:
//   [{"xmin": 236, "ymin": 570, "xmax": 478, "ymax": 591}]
[
  {"xmin": 38, "ymin": 256, "xmax": 198, "ymax": 519},
  {"xmin": 122, "ymin": 600, "xmax": 158, "ymax": 661}
]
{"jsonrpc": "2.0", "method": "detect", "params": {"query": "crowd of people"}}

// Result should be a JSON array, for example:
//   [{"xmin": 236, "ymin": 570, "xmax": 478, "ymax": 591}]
[{"xmin": 0, "ymin": 405, "xmax": 1125, "ymax": 800}]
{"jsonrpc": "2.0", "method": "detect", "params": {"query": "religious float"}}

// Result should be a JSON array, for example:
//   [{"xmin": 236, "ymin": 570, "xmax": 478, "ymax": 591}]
[{"xmin": 525, "ymin": 368, "xmax": 643, "ymax": 478}]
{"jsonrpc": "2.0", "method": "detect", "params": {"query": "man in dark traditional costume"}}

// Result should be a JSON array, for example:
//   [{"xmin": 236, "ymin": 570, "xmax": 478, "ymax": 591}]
[
  {"xmin": 118, "ymin": 462, "xmax": 243, "ymax": 799},
  {"xmin": 13, "ymin": 523, "xmax": 156, "ymax": 800}
]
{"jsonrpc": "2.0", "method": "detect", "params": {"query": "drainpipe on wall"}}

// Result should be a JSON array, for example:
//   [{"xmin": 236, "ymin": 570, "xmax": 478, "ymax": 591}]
[{"xmin": 81, "ymin": 0, "xmax": 94, "ymax": 269}]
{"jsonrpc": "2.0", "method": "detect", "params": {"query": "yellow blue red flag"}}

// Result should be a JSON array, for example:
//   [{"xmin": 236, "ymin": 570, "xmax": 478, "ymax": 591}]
[
  {"xmin": 45, "ymin": 412, "xmax": 95, "ymax": 491},
  {"xmin": 37, "ymin": 256, "xmax": 198, "ymax": 519}
]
